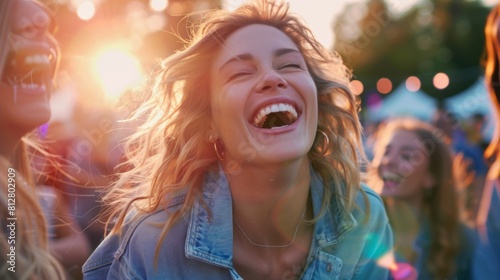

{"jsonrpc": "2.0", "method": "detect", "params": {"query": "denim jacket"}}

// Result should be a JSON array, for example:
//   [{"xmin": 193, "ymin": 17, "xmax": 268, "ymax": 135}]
[
  {"xmin": 83, "ymin": 167, "xmax": 393, "ymax": 279},
  {"xmin": 472, "ymin": 174, "xmax": 500, "ymax": 279}
]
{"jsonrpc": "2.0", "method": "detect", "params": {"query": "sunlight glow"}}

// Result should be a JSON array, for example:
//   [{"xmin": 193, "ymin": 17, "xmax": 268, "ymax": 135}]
[{"xmin": 93, "ymin": 48, "xmax": 143, "ymax": 101}]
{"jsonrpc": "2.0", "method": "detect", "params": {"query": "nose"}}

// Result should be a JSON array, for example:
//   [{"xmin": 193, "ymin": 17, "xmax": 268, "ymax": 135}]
[{"xmin": 256, "ymin": 69, "xmax": 287, "ymax": 93}]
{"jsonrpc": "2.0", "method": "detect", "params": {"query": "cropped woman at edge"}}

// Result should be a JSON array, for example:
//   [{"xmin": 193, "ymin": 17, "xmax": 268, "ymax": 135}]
[
  {"xmin": 472, "ymin": 4, "xmax": 500, "ymax": 279},
  {"xmin": 0, "ymin": 0, "xmax": 66, "ymax": 279}
]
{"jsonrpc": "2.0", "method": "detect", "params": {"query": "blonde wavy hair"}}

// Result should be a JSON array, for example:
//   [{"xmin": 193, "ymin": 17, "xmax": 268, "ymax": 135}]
[
  {"xmin": 369, "ymin": 118, "xmax": 460, "ymax": 279},
  {"xmin": 105, "ymin": 0, "xmax": 366, "ymax": 261},
  {"xmin": 0, "ymin": 152, "xmax": 66, "ymax": 280}
]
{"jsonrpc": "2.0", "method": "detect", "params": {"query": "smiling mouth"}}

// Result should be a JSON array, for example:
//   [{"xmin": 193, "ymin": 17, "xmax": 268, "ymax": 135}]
[
  {"xmin": 2, "ymin": 48, "xmax": 56, "ymax": 91},
  {"xmin": 381, "ymin": 173, "xmax": 404, "ymax": 191},
  {"xmin": 252, "ymin": 102, "xmax": 299, "ymax": 129}
]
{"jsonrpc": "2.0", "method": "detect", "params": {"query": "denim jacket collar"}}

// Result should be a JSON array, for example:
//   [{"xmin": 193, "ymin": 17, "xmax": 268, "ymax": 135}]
[
  {"xmin": 185, "ymin": 167, "xmax": 234, "ymax": 269},
  {"xmin": 184, "ymin": 166, "xmax": 357, "ymax": 272}
]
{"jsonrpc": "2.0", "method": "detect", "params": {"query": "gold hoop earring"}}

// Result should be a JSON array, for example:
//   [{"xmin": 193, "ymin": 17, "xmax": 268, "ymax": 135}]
[
  {"xmin": 214, "ymin": 140, "xmax": 225, "ymax": 161},
  {"xmin": 319, "ymin": 129, "xmax": 329, "ymax": 148},
  {"xmin": 312, "ymin": 129, "xmax": 330, "ymax": 157}
]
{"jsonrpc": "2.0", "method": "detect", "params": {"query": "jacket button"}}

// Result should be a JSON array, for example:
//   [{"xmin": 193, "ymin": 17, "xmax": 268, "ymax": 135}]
[{"xmin": 326, "ymin": 263, "xmax": 332, "ymax": 272}]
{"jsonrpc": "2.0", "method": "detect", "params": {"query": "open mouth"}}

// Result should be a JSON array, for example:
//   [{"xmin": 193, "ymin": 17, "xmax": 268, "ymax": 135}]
[
  {"xmin": 381, "ymin": 173, "xmax": 404, "ymax": 190},
  {"xmin": 2, "ymin": 47, "xmax": 56, "ymax": 91},
  {"xmin": 252, "ymin": 102, "xmax": 299, "ymax": 129}
]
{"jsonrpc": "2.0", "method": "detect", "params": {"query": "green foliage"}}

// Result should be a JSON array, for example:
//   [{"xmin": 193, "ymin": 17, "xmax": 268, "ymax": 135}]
[{"xmin": 334, "ymin": 0, "xmax": 491, "ymax": 100}]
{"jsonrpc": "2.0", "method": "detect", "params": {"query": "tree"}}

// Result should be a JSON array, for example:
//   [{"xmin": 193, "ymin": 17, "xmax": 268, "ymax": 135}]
[{"xmin": 333, "ymin": 0, "xmax": 491, "ymax": 101}]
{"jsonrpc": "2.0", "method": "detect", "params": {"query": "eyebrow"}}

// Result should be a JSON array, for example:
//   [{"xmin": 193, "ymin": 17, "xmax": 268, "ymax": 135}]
[
  {"xmin": 218, "ymin": 48, "xmax": 301, "ymax": 72},
  {"xmin": 385, "ymin": 144, "xmax": 420, "ymax": 152},
  {"xmin": 274, "ymin": 48, "xmax": 301, "ymax": 57},
  {"xmin": 398, "ymin": 145, "xmax": 423, "ymax": 154}
]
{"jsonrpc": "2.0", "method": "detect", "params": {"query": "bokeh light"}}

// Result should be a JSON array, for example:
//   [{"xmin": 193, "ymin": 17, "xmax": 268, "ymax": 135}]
[
  {"xmin": 350, "ymin": 80, "xmax": 364, "ymax": 95},
  {"xmin": 149, "ymin": 0, "xmax": 168, "ymax": 12},
  {"xmin": 77, "ymin": 1, "xmax": 95, "ymax": 21},
  {"xmin": 93, "ymin": 48, "xmax": 143, "ymax": 101},
  {"xmin": 377, "ymin": 78, "xmax": 392, "ymax": 94},
  {"xmin": 433, "ymin": 72, "xmax": 450, "ymax": 90},
  {"xmin": 405, "ymin": 76, "xmax": 421, "ymax": 92}
]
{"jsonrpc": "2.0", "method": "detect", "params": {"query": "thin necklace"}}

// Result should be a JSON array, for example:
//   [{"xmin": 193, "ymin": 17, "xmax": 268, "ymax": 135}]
[{"xmin": 233, "ymin": 207, "xmax": 306, "ymax": 248}]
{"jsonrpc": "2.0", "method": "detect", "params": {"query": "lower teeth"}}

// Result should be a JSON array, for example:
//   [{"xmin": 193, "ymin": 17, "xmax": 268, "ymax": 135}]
[{"xmin": 20, "ymin": 83, "xmax": 45, "ymax": 90}]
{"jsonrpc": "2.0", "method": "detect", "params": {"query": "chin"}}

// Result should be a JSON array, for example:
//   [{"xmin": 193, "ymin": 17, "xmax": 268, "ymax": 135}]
[{"xmin": 259, "ymin": 147, "xmax": 310, "ymax": 165}]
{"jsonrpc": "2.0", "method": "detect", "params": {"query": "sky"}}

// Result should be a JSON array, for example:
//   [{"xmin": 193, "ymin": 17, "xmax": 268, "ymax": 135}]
[{"xmin": 223, "ymin": 0, "xmax": 498, "ymax": 49}]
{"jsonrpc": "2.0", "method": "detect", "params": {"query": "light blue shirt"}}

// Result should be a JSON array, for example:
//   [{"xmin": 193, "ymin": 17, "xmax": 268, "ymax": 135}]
[
  {"xmin": 83, "ymin": 167, "xmax": 393, "ymax": 279},
  {"xmin": 472, "ymin": 178, "xmax": 500, "ymax": 279}
]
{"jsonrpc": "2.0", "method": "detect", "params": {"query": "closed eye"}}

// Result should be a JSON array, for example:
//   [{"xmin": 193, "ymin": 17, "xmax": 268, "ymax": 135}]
[
  {"xmin": 227, "ymin": 71, "xmax": 253, "ymax": 82},
  {"xmin": 279, "ymin": 62, "xmax": 303, "ymax": 70}
]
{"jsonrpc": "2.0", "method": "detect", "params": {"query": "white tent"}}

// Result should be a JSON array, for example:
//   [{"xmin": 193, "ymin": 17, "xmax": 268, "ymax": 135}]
[
  {"xmin": 444, "ymin": 78, "xmax": 496, "ymax": 141},
  {"xmin": 367, "ymin": 83, "xmax": 438, "ymax": 122},
  {"xmin": 444, "ymin": 78, "xmax": 492, "ymax": 119}
]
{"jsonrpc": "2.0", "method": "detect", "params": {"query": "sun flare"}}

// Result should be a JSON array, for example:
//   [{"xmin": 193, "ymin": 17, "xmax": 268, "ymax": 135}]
[{"xmin": 93, "ymin": 48, "xmax": 143, "ymax": 101}]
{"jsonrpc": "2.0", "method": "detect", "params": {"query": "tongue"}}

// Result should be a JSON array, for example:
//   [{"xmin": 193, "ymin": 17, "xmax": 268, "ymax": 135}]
[{"xmin": 263, "ymin": 112, "xmax": 290, "ymax": 129}]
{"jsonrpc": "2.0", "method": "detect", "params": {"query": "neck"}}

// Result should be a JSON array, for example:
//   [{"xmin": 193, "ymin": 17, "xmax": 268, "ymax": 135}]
[{"xmin": 227, "ymin": 157, "xmax": 311, "ymax": 246}]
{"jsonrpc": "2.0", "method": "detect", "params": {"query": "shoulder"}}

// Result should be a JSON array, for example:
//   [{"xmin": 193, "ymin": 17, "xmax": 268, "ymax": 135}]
[
  {"xmin": 358, "ymin": 183, "xmax": 384, "ymax": 205},
  {"xmin": 354, "ymin": 183, "xmax": 388, "ymax": 221},
  {"xmin": 330, "ymin": 181, "xmax": 391, "ymax": 239},
  {"xmin": 331, "ymin": 183, "xmax": 393, "ymax": 279},
  {"xmin": 348, "ymin": 183, "xmax": 393, "ymax": 252},
  {"xmin": 83, "ymin": 196, "xmax": 187, "ymax": 278}
]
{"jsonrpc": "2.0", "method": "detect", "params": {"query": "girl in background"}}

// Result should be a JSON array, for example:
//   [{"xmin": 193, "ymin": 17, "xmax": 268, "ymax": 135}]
[{"xmin": 370, "ymin": 118, "xmax": 476, "ymax": 280}]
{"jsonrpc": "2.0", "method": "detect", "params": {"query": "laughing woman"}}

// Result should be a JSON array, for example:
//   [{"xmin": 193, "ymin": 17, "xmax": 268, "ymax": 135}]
[
  {"xmin": 83, "ymin": 1, "xmax": 393, "ymax": 279},
  {"xmin": 0, "ymin": 0, "xmax": 66, "ymax": 279},
  {"xmin": 369, "ymin": 118, "xmax": 476, "ymax": 280}
]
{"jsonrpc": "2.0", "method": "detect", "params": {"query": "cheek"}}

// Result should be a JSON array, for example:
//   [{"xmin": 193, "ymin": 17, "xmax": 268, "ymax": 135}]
[
  {"xmin": 304, "ymin": 80, "xmax": 318, "ymax": 104},
  {"xmin": 401, "ymin": 162, "xmax": 429, "ymax": 187},
  {"xmin": 209, "ymin": 88, "xmax": 229, "ymax": 125},
  {"xmin": 210, "ymin": 92, "xmax": 244, "ymax": 135}
]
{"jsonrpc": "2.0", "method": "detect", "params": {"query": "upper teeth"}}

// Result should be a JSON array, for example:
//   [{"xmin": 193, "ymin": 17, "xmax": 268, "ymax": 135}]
[
  {"xmin": 25, "ymin": 54, "xmax": 50, "ymax": 65},
  {"xmin": 18, "ymin": 83, "xmax": 46, "ymax": 90},
  {"xmin": 253, "ymin": 102, "xmax": 298, "ymax": 127},
  {"xmin": 382, "ymin": 173, "xmax": 402, "ymax": 182}
]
